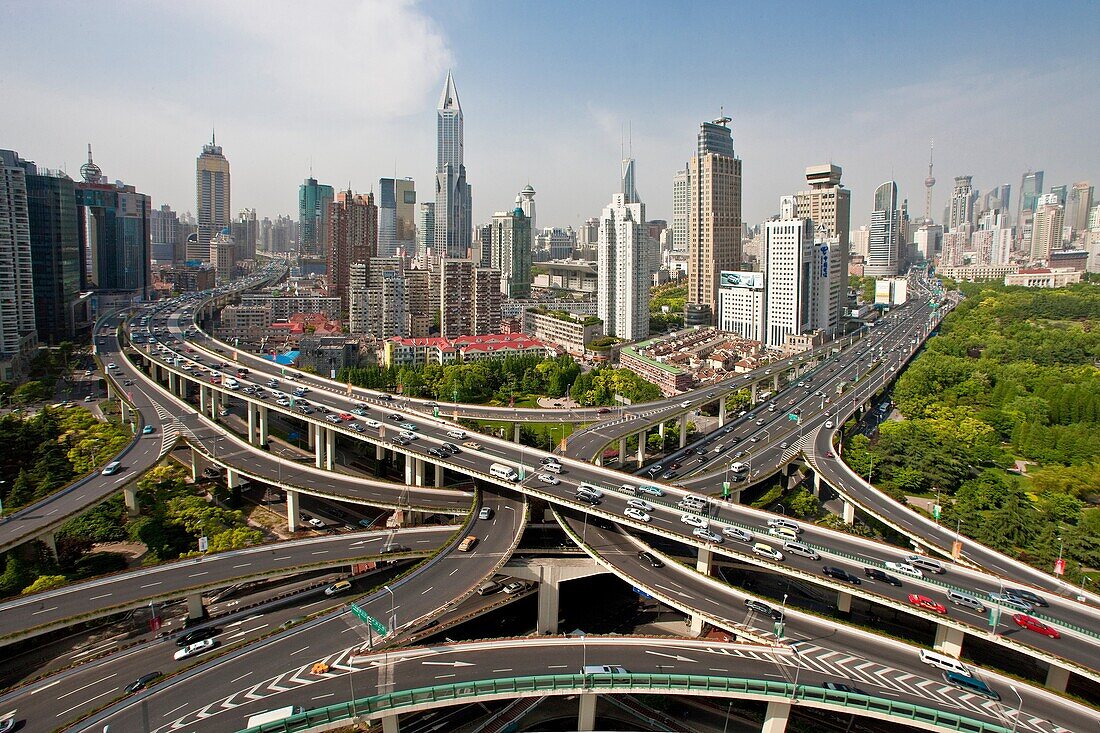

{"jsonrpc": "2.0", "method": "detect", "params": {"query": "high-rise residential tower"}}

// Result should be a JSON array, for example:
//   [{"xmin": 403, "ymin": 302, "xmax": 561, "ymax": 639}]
[
  {"xmin": 434, "ymin": 72, "xmax": 472, "ymax": 259},
  {"xmin": 1030, "ymin": 194, "xmax": 1064, "ymax": 262},
  {"xmin": 299, "ymin": 176, "xmax": 334, "ymax": 260},
  {"xmin": 686, "ymin": 114, "xmax": 741, "ymax": 326},
  {"xmin": 763, "ymin": 217, "xmax": 815, "ymax": 349},
  {"xmin": 672, "ymin": 168, "xmax": 689, "ymax": 252},
  {"xmin": 597, "ymin": 159, "xmax": 650, "ymax": 341},
  {"xmin": 416, "ymin": 202, "xmax": 435, "ymax": 258},
  {"xmin": 328, "ymin": 190, "xmax": 378, "ymax": 313},
  {"xmin": 794, "ymin": 164, "xmax": 850, "ymax": 328},
  {"xmin": 0, "ymin": 150, "xmax": 38, "ymax": 380},
  {"xmin": 195, "ymin": 133, "xmax": 230, "ymax": 262},
  {"xmin": 865, "ymin": 181, "xmax": 901, "ymax": 277},
  {"xmin": 1018, "ymin": 170, "xmax": 1044, "ymax": 221},
  {"xmin": 232, "ymin": 208, "xmax": 258, "ymax": 262},
  {"xmin": 490, "ymin": 202, "xmax": 532, "ymax": 299},
  {"xmin": 1068, "ymin": 182, "xmax": 1094, "ymax": 237},
  {"xmin": 946, "ymin": 175, "xmax": 978, "ymax": 232}
]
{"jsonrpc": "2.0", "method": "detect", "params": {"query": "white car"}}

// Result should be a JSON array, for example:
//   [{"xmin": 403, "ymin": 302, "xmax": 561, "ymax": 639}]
[
  {"xmin": 884, "ymin": 561, "xmax": 923, "ymax": 578},
  {"xmin": 536, "ymin": 473, "xmax": 559, "ymax": 485},
  {"xmin": 174, "ymin": 637, "xmax": 218, "ymax": 660},
  {"xmin": 307, "ymin": 517, "xmax": 325, "ymax": 529},
  {"xmin": 693, "ymin": 527, "xmax": 723, "ymax": 543},
  {"xmin": 627, "ymin": 499, "xmax": 654, "ymax": 512},
  {"xmin": 576, "ymin": 483, "xmax": 604, "ymax": 498},
  {"xmin": 364, "ymin": 419, "xmax": 382, "ymax": 428},
  {"xmin": 751, "ymin": 543, "xmax": 785, "ymax": 561},
  {"xmin": 624, "ymin": 507, "xmax": 651, "ymax": 523},
  {"xmin": 447, "ymin": 429, "xmax": 467, "ymax": 439},
  {"xmin": 680, "ymin": 513, "xmax": 708, "ymax": 529},
  {"xmin": 398, "ymin": 430, "xmax": 418, "ymax": 441}
]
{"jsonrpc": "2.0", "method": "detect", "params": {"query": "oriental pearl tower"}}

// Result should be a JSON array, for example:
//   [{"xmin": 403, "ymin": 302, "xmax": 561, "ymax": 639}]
[{"xmin": 923, "ymin": 140, "xmax": 936, "ymax": 225}]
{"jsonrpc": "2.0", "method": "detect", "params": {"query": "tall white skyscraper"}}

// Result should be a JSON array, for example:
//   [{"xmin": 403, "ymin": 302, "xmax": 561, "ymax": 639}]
[
  {"xmin": 947, "ymin": 175, "xmax": 978, "ymax": 233},
  {"xmin": 1030, "ymin": 194, "xmax": 1065, "ymax": 262},
  {"xmin": 763, "ymin": 217, "xmax": 821, "ymax": 348},
  {"xmin": 597, "ymin": 159, "xmax": 649, "ymax": 341},
  {"xmin": 195, "ymin": 134, "xmax": 231, "ymax": 263},
  {"xmin": 865, "ymin": 181, "xmax": 900, "ymax": 277},
  {"xmin": 672, "ymin": 168, "xmax": 689, "ymax": 252},
  {"xmin": 416, "ymin": 202, "xmax": 434, "ymax": 259},
  {"xmin": 434, "ymin": 72, "xmax": 472, "ymax": 259}
]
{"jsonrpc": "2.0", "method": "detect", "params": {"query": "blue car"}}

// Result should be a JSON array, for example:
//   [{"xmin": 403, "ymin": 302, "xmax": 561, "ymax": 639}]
[
  {"xmin": 142, "ymin": 425, "xmax": 155, "ymax": 435},
  {"xmin": 400, "ymin": 422, "xmax": 418, "ymax": 431}
]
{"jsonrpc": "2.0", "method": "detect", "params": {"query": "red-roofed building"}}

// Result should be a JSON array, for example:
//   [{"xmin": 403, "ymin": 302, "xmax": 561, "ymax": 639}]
[{"xmin": 382, "ymin": 333, "xmax": 548, "ymax": 368}]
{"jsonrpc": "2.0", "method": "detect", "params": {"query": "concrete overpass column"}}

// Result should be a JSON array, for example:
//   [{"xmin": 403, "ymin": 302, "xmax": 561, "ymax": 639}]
[
  {"xmin": 227, "ymin": 469, "xmax": 241, "ymax": 489},
  {"xmin": 257, "ymin": 406, "xmax": 269, "ymax": 447},
  {"xmin": 404, "ymin": 457, "xmax": 414, "ymax": 485},
  {"xmin": 837, "ymin": 591, "xmax": 852, "ymax": 614},
  {"xmin": 414, "ymin": 458, "xmax": 425, "ymax": 487},
  {"xmin": 123, "ymin": 486, "xmax": 140, "ymax": 516},
  {"xmin": 636, "ymin": 430, "xmax": 646, "ymax": 466},
  {"xmin": 772, "ymin": 374, "xmax": 780, "ymax": 392},
  {"xmin": 308, "ymin": 421, "xmax": 317, "ymax": 449},
  {"xmin": 577, "ymin": 693, "xmax": 597, "ymax": 731},
  {"xmin": 751, "ymin": 381, "xmax": 758, "ymax": 404},
  {"xmin": 186, "ymin": 593, "xmax": 205, "ymax": 621},
  {"xmin": 618, "ymin": 437, "xmax": 627, "ymax": 466},
  {"xmin": 696, "ymin": 547, "xmax": 713, "ymax": 576},
  {"xmin": 286, "ymin": 489, "xmax": 300, "ymax": 532},
  {"xmin": 842, "ymin": 500, "xmax": 855, "ymax": 525},
  {"xmin": 209, "ymin": 389, "xmax": 219, "ymax": 419},
  {"xmin": 513, "ymin": 423, "xmax": 521, "ymax": 443},
  {"xmin": 247, "ymin": 403, "xmax": 258, "ymax": 445},
  {"xmin": 594, "ymin": 453, "xmax": 602, "ymax": 467},
  {"xmin": 434, "ymin": 462, "xmax": 444, "ymax": 487},
  {"xmin": 199, "ymin": 385, "xmax": 208, "ymax": 414},
  {"xmin": 679, "ymin": 413, "xmax": 688, "ymax": 448},
  {"xmin": 380, "ymin": 715, "xmax": 400, "ymax": 733},
  {"xmin": 167, "ymin": 372, "xmax": 178, "ymax": 395},
  {"xmin": 324, "ymin": 427, "xmax": 335, "ymax": 471},
  {"xmin": 1045, "ymin": 663, "xmax": 1071, "ymax": 692},
  {"xmin": 812, "ymin": 471, "xmax": 822, "ymax": 498},
  {"xmin": 41, "ymin": 531, "xmax": 58, "ymax": 560},
  {"xmin": 718, "ymin": 395, "xmax": 726, "ymax": 427},
  {"xmin": 536, "ymin": 564, "xmax": 561, "ymax": 635},
  {"xmin": 933, "ymin": 624, "xmax": 965, "ymax": 658},
  {"xmin": 760, "ymin": 700, "xmax": 791, "ymax": 733},
  {"xmin": 119, "ymin": 400, "xmax": 130, "ymax": 423},
  {"xmin": 658, "ymin": 421, "xmax": 666, "ymax": 440},
  {"xmin": 314, "ymin": 429, "xmax": 325, "ymax": 469},
  {"xmin": 178, "ymin": 374, "xmax": 188, "ymax": 398},
  {"xmin": 375, "ymin": 443, "xmax": 385, "ymax": 461}
]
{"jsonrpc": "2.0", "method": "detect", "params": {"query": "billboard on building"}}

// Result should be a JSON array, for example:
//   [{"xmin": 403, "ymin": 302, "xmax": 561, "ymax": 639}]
[
  {"xmin": 892, "ymin": 278, "xmax": 908, "ymax": 305},
  {"xmin": 719, "ymin": 271, "xmax": 764, "ymax": 290},
  {"xmin": 874, "ymin": 279, "xmax": 892, "ymax": 305}
]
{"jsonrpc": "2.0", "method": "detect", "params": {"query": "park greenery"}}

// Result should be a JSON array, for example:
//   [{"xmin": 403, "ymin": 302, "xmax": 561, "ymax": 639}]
[
  {"xmin": 650, "ymin": 283, "xmax": 686, "ymax": 333},
  {"xmin": 0, "ymin": 462, "xmax": 262, "ymax": 598},
  {"xmin": 339, "ymin": 355, "xmax": 581, "ymax": 405},
  {"xmin": 842, "ymin": 282, "xmax": 1100, "ymax": 582},
  {"xmin": 0, "ymin": 407, "xmax": 131, "ymax": 511}
]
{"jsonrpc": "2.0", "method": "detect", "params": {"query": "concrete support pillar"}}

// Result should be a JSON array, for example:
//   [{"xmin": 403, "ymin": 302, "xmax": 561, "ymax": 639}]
[
  {"xmin": 434, "ymin": 463, "xmax": 444, "ymax": 487},
  {"xmin": 760, "ymin": 700, "xmax": 791, "ymax": 733},
  {"xmin": 414, "ymin": 458, "xmax": 425, "ymax": 487},
  {"xmin": 167, "ymin": 372, "xmax": 178, "ymax": 395},
  {"xmin": 257, "ymin": 406, "xmax": 269, "ymax": 448},
  {"xmin": 718, "ymin": 395, "xmax": 726, "ymax": 427},
  {"xmin": 933, "ymin": 624, "xmax": 965, "ymax": 658},
  {"xmin": 178, "ymin": 374, "xmax": 188, "ymax": 398},
  {"xmin": 594, "ymin": 454, "xmax": 603, "ymax": 467},
  {"xmin": 658, "ymin": 421, "xmax": 666, "ymax": 439},
  {"xmin": 696, "ymin": 547, "xmax": 713, "ymax": 576},
  {"xmin": 209, "ymin": 389, "xmax": 219, "ymax": 419},
  {"xmin": 837, "ymin": 591, "xmax": 852, "ymax": 614},
  {"xmin": 842, "ymin": 500, "xmax": 855, "ymax": 525},
  {"xmin": 727, "ymin": 488, "xmax": 742, "ymax": 504},
  {"xmin": 618, "ymin": 437, "xmax": 627, "ymax": 466},
  {"xmin": 1045, "ymin": 663, "xmax": 1071, "ymax": 692},
  {"xmin": 324, "ymin": 427, "xmax": 335, "ymax": 471},
  {"xmin": 308, "ymin": 420, "xmax": 317, "ymax": 449},
  {"xmin": 247, "ymin": 403, "xmax": 258, "ymax": 446},
  {"xmin": 41, "ymin": 531, "xmax": 58, "ymax": 559},
  {"xmin": 286, "ymin": 489, "xmax": 300, "ymax": 532},
  {"xmin": 636, "ymin": 430, "xmax": 646, "ymax": 467},
  {"xmin": 679, "ymin": 413, "xmax": 688, "ymax": 449},
  {"xmin": 513, "ymin": 423, "xmax": 521, "ymax": 443},
  {"xmin": 314, "ymin": 429, "xmax": 325, "ymax": 469},
  {"xmin": 772, "ymin": 374, "xmax": 780, "ymax": 392},
  {"xmin": 404, "ymin": 458, "xmax": 414, "ymax": 485},
  {"xmin": 199, "ymin": 386, "xmax": 208, "ymax": 414},
  {"xmin": 577, "ymin": 693, "xmax": 597, "ymax": 732},
  {"xmin": 186, "ymin": 593, "xmax": 205, "ymax": 621},
  {"xmin": 227, "ymin": 469, "xmax": 241, "ymax": 489},
  {"xmin": 537, "ymin": 564, "xmax": 561, "ymax": 635},
  {"xmin": 751, "ymin": 381, "xmax": 758, "ymax": 404},
  {"xmin": 119, "ymin": 400, "xmax": 130, "ymax": 424},
  {"xmin": 812, "ymin": 472, "xmax": 822, "ymax": 499},
  {"xmin": 380, "ymin": 714, "xmax": 400, "ymax": 733},
  {"xmin": 375, "ymin": 443, "xmax": 385, "ymax": 461},
  {"xmin": 123, "ymin": 486, "xmax": 140, "ymax": 516}
]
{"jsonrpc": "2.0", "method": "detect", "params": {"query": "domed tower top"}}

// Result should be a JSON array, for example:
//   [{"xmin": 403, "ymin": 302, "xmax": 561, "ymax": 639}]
[{"xmin": 80, "ymin": 144, "xmax": 102, "ymax": 183}]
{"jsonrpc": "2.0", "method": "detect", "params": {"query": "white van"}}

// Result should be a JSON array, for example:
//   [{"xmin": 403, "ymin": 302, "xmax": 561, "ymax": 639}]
[
  {"xmin": 884, "ymin": 561, "xmax": 923, "ymax": 578},
  {"xmin": 619, "ymin": 483, "xmax": 637, "ymax": 495},
  {"xmin": 782, "ymin": 541, "xmax": 820, "ymax": 560},
  {"xmin": 543, "ymin": 461, "xmax": 563, "ymax": 474},
  {"xmin": 678, "ymin": 494, "xmax": 708, "ymax": 511},
  {"xmin": 447, "ymin": 429, "xmax": 467, "ymax": 439},
  {"xmin": 906, "ymin": 554, "xmax": 947, "ymax": 575},
  {"xmin": 946, "ymin": 590, "xmax": 986, "ymax": 612},
  {"xmin": 918, "ymin": 649, "xmax": 970, "ymax": 676},
  {"xmin": 489, "ymin": 463, "xmax": 519, "ymax": 482}
]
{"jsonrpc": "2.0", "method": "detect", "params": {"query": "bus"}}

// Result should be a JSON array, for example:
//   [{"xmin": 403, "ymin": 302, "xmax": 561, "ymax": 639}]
[
  {"xmin": 489, "ymin": 463, "xmax": 518, "ymax": 482},
  {"xmin": 245, "ymin": 706, "xmax": 304, "ymax": 728}
]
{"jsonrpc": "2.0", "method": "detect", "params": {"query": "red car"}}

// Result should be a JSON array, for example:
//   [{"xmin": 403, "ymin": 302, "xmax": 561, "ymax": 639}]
[
  {"xmin": 908, "ymin": 594, "xmax": 946, "ymax": 614},
  {"xmin": 338, "ymin": 412, "xmax": 355, "ymax": 421},
  {"xmin": 1012, "ymin": 614, "xmax": 1060, "ymax": 639}
]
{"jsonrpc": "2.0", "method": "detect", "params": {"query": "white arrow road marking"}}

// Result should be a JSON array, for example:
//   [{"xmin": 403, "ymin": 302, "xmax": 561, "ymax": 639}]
[
  {"xmin": 422, "ymin": 660, "xmax": 475, "ymax": 667},
  {"xmin": 645, "ymin": 650, "xmax": 698, "ymax": 663}
]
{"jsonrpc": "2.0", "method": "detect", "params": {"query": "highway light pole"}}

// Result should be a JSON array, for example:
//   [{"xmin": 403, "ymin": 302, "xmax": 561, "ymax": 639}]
[
  {"xmin": 383, "ymin": 585, "xmax": 396, "ymax": 634},
  {"xmin": 1008, "ymin": 685, "xmax": 1023, "ymax": 733}
]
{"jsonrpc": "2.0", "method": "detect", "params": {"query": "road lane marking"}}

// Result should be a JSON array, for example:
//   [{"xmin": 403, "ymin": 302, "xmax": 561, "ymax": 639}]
[
  {"xmin": 58, "ymin": 689, "xmax": 116, "ymax": 718},
  {"xmin": 290, "ymin": 645, "xmax": 310, "ymax": 655},
  {"xmin": 163, "ymin": 702, "xmax": 189, "ymax": 717},
  {"xmin": 421, "ymin": 586, "xmax": 434, "ymax": 594},
  {"xmin": 88, "ymin": 593, "xmax": 112, "ymax": 600},
  {"xmin": 311, "ymin": 550, "xmax": 329, "ymax": 555},
  {"xmin": 273, "ymin": 555, "xmax": 292, "ymax": 560},
  {"xmin": 229, "ymin": 671, "xmax": 253, "ymax": 684},
  {"xmin": 434, "ymin": 674, "xmax": 456, "ymax": 679},
  {"xmin": 492, "ymin": 668, "xmax": 513, "ymax": 673},
  {"xmin": 58, "ymin": 673, "xmax": 117, "ymax": 700},
  {"xmin": 312, "ymin": 693, "xmax": 335, "ymax": 700},
  {"xmin": 232, "ymin": 563, "xmax": 252, "ymax": 568},
  {"xmin": 548, "ymin": 665, "xmax": 568, "ymax": 669},
  {"xmin": 188, "ymin": 572, "xmax": 208, "ymax": 578},
  {"xmin": 32, "ymin": 606, "xmax": 58, "ymax": 615}
]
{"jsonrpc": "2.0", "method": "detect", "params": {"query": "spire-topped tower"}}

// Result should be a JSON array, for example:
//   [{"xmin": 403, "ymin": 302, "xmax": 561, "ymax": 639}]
[
  {"xmin": 621, "ymin": 158, "xmax": 639, "ymax": 204},
  {"xmin": 79, "ymin": 144, "xmax": 101, "ymax": 183},
  {"xmin": 434, "ymin": 72, "xmax": 472, "ymax": 259},
  {"xmin": 924, "ymin": 140, "xmax": 936, "ymax": 225}
]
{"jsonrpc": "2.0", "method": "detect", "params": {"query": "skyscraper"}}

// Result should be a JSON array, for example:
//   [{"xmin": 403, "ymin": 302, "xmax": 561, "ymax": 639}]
[
  {"xmin": 763, "ymin": 217, "xmax": 815, "ymax": 348},
  {"xmin": 0, "ymin": 150, "xmax": 38, "ymax": 381},
  {"xmin": 1068, "ymin": 182, "xmax": 1094, "ymax": 236},
  {"xmin": 1018, "ymin": 170, "xmax": 1044, "ymax": 221},
  {"xmin": 150, "ymin": 204, "xmax": 181, "ymax": 263},
  {"xmin": 195, "ymin": 133, "xmax": 230, "ymax": 263},
  {"xmin": 686, "ymin": 114, "xmax": 742, "ymax": 326},
  {"xmin": 597, "ymin": 159, "xmax": 649, "ymax": 341},
  {"xmin": 328, "ymin": 190, "xmax": 378, "ymax": 314},
  {"xmin": 490, "ymin": 203, "xmax": 532, "ymax": 299},
  {"xmin": 672, "ymin": 168, "xmax": 689, "ymax": 252},
  {"xmin": 519, "ymin": 184, "xmax": 536, "ymax": 234},
  {"xmin": 1030, "ymin": 194, "xmax": 1064, "ymax": 262},
  {"xmin": 434, "ymin": 72, "xmax": 472, "ymax": 259},
  {"xmin": 416, "ymin": 202, "xmax": 435, "ymax": 259},
  {"xmin": 378, "ymin": 177, "xmax": 416, "ymax": 257},
  {"xmin": 299, "ymin": 176, "xmax": 334, "ymax": 260},
  {"xmin": 24, "ymin": 161, "xmax": 80, "ymax": 344},
  {"xmin": 983, "ymin": 184, "xmax": 1012, "ymax": 219},
  {"xmin": 946, "ymin": 175, "xmax": 978, "ymax": 232},
  {"xmin": 232, "ymin": 208, "xmax": 258, "ymax": 262},
  {"xmin": 865, "ymin": 181, "xmax": 900, "ymax": 277},
  {"xmin": 794, "ymin": 164, "xmax": 850, "ymax": 328}
]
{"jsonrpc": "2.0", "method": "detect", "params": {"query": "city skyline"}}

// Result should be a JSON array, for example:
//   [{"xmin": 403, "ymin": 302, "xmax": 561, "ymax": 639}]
[{"xmin": 2, "ymin": 1, "xmax": 1098, "ymax": 231}]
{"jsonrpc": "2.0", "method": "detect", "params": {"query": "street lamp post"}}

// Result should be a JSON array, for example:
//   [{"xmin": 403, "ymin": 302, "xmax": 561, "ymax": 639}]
[
  {"xmin": 789, "ymin": 642, "xmax": 804, "ymax": 701},
  {"xmin": 1008, "ymin": 685, "xmax": 1023, "ymax": 733},
  {"xmin": 383, "ymin": 585, "xmax": 397, "ymax": 634}
]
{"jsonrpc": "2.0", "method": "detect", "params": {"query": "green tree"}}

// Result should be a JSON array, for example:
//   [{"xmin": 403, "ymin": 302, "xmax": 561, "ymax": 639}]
[
  {"xmin": 787, "ymin": 487, "xmax": 820, "ymax": 519},
  {"xmin": 21, "ymin": 575, "xmax": 67, "ymax": 594}
]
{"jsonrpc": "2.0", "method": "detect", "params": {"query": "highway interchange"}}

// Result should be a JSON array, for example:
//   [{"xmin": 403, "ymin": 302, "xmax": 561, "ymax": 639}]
[{"xmin": 0, "ymin": 263, "xmax": 1097, "ymax": 732}]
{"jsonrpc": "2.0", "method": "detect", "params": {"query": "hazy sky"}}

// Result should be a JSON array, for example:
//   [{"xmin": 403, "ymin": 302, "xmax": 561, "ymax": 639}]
[{"xmin": 3, "ymin": 0, "xmax": 1098, "ymax": 230}]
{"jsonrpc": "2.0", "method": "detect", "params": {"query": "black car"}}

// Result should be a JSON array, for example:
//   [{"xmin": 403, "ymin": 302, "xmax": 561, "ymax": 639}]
[
  {"xmin": 661, "ymin": 471, "xmax": 677, "ymax": 480},
  {"xmin": 744, "ymin": 598, "xmax": 783, "ymax": 621},
  {"xmin": 822, "ymin": 566, "xmax": 861, "ymax": 584},
  {"xmin": 124, "ymin": 671, "xmax": 162, "ymax": 693},
  {"xmin": 388, "ymin": 413, "xmax": 403, "ymax": 421},
  {"xmin": 441, "ymin": 442, "xmax": 461, "ymax": 454},
  {"xmin": 863, "ymin": 567, "xmax": 902, "ymax": 586},
  {"xmin": 392, "ymin": 436, "xmax": 411, "ymax": 446},
  {"xmin": 576, "ymin": 493, "xmax": 601, "ymax": 505},
  {"xmin": 427, "ymin": 447, "xmax": 446, "ymax": 458},
  {"xmin": 823, "ymin": 681, "xmax": 864, "ymax": 694},
  {"xmin": 638, "ymin": 551, "xmax": 664, "ymax": 568},
  {"xmin": 176, "ymin": 626, "xmax": 220, "ymax": 647},
  {"xmin": 1005, "ymin": 588, "xmax": 1049, "ymax": 607}
]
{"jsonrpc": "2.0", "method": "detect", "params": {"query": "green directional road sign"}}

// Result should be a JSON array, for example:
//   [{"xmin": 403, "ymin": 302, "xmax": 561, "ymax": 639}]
[
  {"xmin": 988, "ymin": 606, "xmax": 1000, "ymax": 629},
  {"xmin": 932, "ymin": 504, "xmax": 942, "ymax": 520},
  {"xmin": 351, "ymin": 603, "xmax": 388, "ymax": 636},
  {"xmin": 787, "ymin": 413, "xmax": 799, "ymax": 422},
  {"xmin": 722, "ymin": 481, "xmax": 731, "ymax": 498},
  {"xmin": 433, "ymin": 407, "xmax": 439, "ymax": 417}
]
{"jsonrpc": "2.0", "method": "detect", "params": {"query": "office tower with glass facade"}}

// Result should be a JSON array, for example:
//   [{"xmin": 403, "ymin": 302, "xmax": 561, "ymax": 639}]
[
  {"xmin": 299, "ymin": 176, "xmax": 334, "ymax": 260},
  {"xmin": 434, "ymin": 72, "xmax": 472, "ymax": 259},
  {"xmin": 865, "ymin": 181, "xmax": 900, "ymax": 277},
  {"xmin": 195, "ymin": 134, "xmax": 230, "ymax": 262}
]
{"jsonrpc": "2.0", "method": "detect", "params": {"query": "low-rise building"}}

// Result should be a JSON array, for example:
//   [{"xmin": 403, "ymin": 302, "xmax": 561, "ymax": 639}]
[
  {"xmin": 1004, "ymin": 267, "xmax": 1083, "ymax": 288},
  {"xmin": 382, "ymin": 333, "xmax": 547, "ymax": 368},
  {"xmin": 523, "ymin": 308, "xmax": 603, "ymax": 355},
  {"xmin": 619, "ymin": 340, "xmax": 694, "ymax": 396},
  {"xmin": 936, "ymin": 263, "xmax": 1020, "ymax": 282},
  {"xmin": 240, "ymin": 293, "xmax": 340, "ymax": 320}
]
